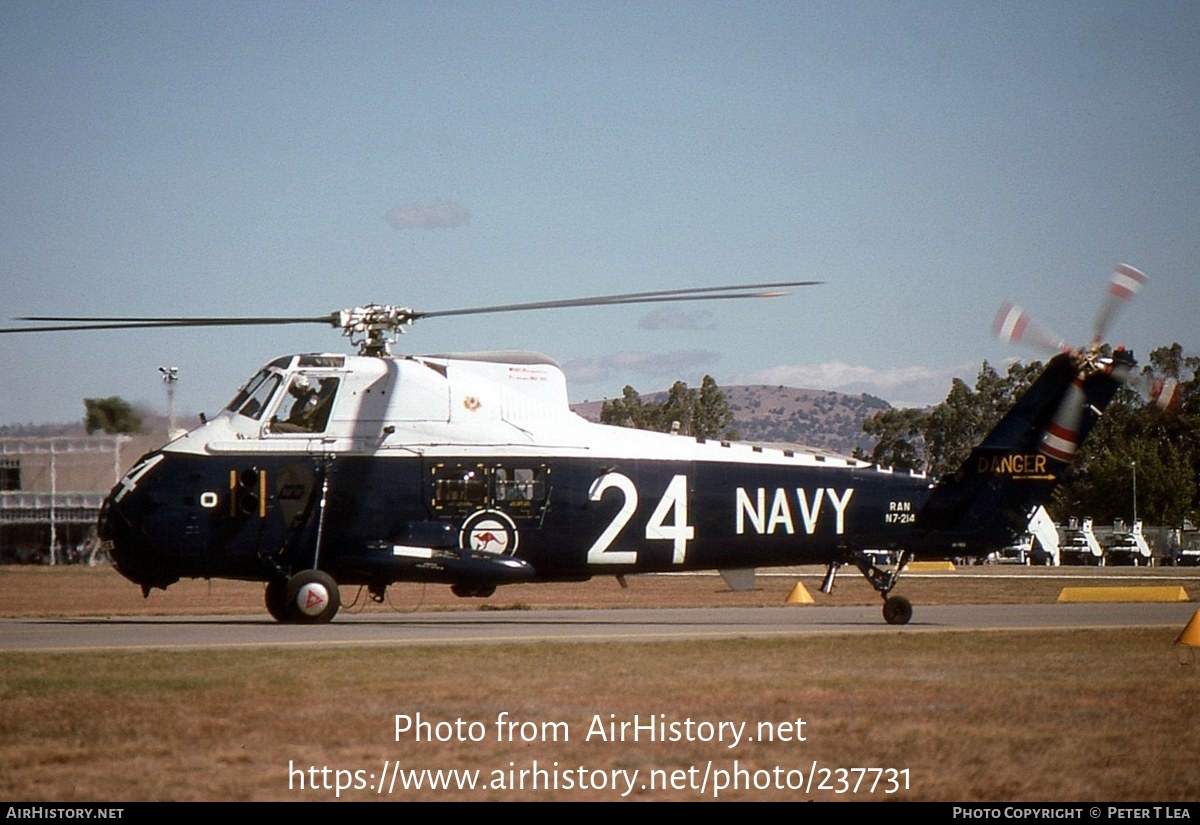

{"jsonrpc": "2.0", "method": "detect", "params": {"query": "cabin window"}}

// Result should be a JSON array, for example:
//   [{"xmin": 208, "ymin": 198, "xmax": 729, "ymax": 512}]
[
  {"xmin": 494, "ymin": 467, "xmax": 549, "ymax": 512},
  {"xmin": 429, "ymin": 463, "xmax": 550, "ymax": 516},
  {"xmin": 431, "ymin": 466, "xmax": 488, "ymax": 513},
  {"xmin": 268, "ymin": 375, "xmax": 340, "ymax": 434}
]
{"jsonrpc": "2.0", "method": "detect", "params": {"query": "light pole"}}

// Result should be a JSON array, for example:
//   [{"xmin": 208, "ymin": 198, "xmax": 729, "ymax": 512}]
[
  {"xmin": 159, "ymin": 366, "xmax": 178, "ymax": 434},
  {"xmin": 1130, "ymin": 460, "xmax": 1137, "ymax": 525}
]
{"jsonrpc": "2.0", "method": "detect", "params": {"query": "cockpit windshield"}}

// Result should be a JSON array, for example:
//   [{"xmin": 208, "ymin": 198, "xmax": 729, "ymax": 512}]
[
  {"xmin": 231, "ymin": 372, "xmax": 282, "ymax": 421},
  {"xmin": 225, "ymin": 357, "xmax": 295, "ymax": 415},
  {"xmin": 227, "ymin": 368, "xmax": 270, "ymax": 413}
]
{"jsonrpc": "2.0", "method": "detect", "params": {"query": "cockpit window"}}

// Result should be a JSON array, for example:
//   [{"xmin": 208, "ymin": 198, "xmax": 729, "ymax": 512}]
[
  {"xmin": 227, "ymin": 369, "xmax": 270, "ymax": 412},
  {"xmin": 236, "ymin": 373, "xmax": 282, "ymax": 421},
  {"xmin": 225, "ymin": 359, "xmax": 295, "ymax": 413},
  {"xmin": 268, "ymin": 375, "xmax": 340, "ymax": 434}
]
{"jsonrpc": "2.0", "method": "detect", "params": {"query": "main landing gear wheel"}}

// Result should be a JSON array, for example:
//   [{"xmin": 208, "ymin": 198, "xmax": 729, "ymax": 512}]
[
  {"xmin": 265, "ymin": 570, "xmax": 341, "ymax": 623},
  {"xmin": 883, "ymin": 595, "xmax": 913, "ymax": 626},
  {"xmin": 842, "ymin": 549, "xmax": 915, "ymax": 625}
]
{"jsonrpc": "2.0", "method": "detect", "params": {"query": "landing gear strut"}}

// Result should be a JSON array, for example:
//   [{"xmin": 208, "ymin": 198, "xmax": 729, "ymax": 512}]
[
  {"xmin": 260, "ymin": 457, "xmax": 341, "ymax": 624},
  {"xmin": 822, "ymin": 549, "xmax": 914, "ymax": 625}
]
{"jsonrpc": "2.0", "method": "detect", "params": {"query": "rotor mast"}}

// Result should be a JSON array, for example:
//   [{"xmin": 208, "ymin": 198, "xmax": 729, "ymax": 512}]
[{"xmin": 335, "ymin": 305, "xmax": 416, "ymax": 356}]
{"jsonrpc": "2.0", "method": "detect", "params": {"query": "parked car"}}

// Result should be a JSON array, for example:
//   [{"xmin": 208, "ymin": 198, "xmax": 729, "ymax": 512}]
[
  {"xmin": 1163, "ymin": 543, "xmax": 1200, "ymax": 566},
  {"xmin": 1103, "ymin": 521, "xmax": 1153, "ymax": 566},
  {"xmin": 1060, "ymin": 517, "xmax": 1104, "ymax": 565}
]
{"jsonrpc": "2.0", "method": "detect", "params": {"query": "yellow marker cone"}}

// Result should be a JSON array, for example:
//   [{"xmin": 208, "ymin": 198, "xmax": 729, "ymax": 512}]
[
  {"xmin": 785, "ymin": 582, "xmax": 814, "ymax": 605},
  {"xmin": 1176, "ymin": 609, "xmax": 1200, "ymax": 648}
]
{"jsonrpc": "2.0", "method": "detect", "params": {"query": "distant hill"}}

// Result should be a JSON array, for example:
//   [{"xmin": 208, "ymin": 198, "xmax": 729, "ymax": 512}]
[{"xmin": 571, "ymin": 385, "xmax": 891, "ymax": 456}]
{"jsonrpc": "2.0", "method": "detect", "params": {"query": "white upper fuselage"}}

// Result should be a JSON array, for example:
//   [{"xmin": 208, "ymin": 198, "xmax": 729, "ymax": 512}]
[{"xmin": 163, "ymin": 351, "xmax": 918, "ymax": 482}]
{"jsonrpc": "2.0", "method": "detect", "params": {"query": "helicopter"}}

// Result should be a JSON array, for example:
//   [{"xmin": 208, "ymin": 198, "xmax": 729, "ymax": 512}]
[{"xmin": 1, "ymin": 270, "xmax": 1178, "ymax": 625}]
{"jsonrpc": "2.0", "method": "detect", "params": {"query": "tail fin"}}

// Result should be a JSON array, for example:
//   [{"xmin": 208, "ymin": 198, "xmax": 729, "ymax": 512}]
[{"xmin": 917, "ymin": 350, "xmax": 1129, "ymax": 553}]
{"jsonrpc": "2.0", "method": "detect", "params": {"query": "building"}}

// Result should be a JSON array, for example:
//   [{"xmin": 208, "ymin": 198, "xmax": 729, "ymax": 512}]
[{"xmin": 0, "ymin": 434, "xmax": 163, "ymax": 564}]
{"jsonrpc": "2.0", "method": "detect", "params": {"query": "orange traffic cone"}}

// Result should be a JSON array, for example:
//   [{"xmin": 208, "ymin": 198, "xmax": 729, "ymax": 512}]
[
  {"xmin": 785, "ymin": 582, "xmax": 814, "ymax": 605},
  {"xmin": 1176, "ymin": 609, "xmax": 1200, "ymax": 647}
]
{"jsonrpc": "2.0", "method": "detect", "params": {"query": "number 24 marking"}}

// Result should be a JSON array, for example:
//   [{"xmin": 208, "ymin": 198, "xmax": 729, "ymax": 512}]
[{"xmin": 586, "ymin": 473, "xmax": 694, "ymax": 565}]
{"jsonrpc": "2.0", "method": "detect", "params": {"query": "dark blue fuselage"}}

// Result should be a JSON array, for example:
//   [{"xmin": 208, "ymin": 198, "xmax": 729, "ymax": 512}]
[{"xmin": 101, "ymin": 448, "xmax": 935, "ymax": 591}]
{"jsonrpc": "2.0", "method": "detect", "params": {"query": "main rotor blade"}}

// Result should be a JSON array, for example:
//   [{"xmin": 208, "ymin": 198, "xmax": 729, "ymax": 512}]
[
  {"xmin": 0, "ymin": 315, "xmax": 337, "ymax": 334},
  {"xmin": 415, "ymin": 280, "xmax": 822, "ymax": 320},
  {"xmin": 0, "ymin": 280, "xmax": 821, "ymax": 336}
]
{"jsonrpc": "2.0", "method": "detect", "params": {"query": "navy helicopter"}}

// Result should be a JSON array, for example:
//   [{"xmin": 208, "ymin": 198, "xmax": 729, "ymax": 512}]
[{"xmin": 1, "ymin": 270, "xmax": 1176, "ymax": 624}]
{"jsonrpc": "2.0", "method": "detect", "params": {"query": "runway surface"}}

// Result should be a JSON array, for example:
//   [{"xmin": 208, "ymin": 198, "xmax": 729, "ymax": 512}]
[{"xmin": 2, "ymin": 601, "xmax": 1196, "ymax": 652}]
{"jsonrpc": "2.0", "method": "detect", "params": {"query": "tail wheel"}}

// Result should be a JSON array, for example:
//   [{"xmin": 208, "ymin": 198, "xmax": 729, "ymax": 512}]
[
  {"xmin": 267, "ymin": 570, "xmax": 340, "ymax": 623},
  {"xmin": 883, "ymin": 595, "xmax": 913, "ymax": 625}
]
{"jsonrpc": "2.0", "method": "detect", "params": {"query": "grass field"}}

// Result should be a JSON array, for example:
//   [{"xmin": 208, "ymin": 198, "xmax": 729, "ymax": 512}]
[{"xmin": 2, "ymin": 565, "xmax": 1199, "ymax": 802}]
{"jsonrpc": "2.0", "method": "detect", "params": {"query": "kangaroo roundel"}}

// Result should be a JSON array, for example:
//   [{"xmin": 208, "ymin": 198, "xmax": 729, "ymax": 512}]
[{"xmin": 461, "ymin": 510, "xmax": 519, "ymax": 556}]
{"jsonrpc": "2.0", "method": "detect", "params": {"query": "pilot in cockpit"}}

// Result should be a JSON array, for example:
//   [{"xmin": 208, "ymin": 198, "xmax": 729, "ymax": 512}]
[{"xmin": 270, "ymin": 374, "xmax": 337, "ymax": 433}]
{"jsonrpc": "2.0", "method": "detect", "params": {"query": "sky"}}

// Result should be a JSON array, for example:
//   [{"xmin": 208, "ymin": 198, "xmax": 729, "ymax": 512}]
[{"xmin": 1, "ymin": 1, "xmax": 1197, "ymax": 426}]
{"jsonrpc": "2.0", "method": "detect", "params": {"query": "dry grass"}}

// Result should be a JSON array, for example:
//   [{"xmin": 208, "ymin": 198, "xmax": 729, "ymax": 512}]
[
  {"xmin": 2, "ymin": 632, "xmax": 1198, "ymax": 801},
  {"xmin": 2, "ymin": 565, "xmax": 1199, "ymax": 802}
]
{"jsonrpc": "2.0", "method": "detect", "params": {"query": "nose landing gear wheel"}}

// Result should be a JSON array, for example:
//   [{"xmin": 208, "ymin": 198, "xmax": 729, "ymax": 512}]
[
  {"xmin": 265, "ymin": 570, "xmax": 341, "ymax": 623},
  {"xmin": 883, "ymin": 594, "xmax": 913, "ymax": 625}
]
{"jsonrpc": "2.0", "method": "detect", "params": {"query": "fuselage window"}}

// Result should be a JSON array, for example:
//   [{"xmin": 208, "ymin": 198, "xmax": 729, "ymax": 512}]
[
  {"xmin": 433, "ymin": 468, "xmax": 487, "ymax": 511},
  {"xmin": 430, "ymin": 464, "xmax": 550, "ymax": 516},
  {"xmin": 494, "ymin": 467, "xmax": 549, "ymax": 512},
  {"xmin": 268, "ymin": 375, "xmax": 340, "ymax": 434}
]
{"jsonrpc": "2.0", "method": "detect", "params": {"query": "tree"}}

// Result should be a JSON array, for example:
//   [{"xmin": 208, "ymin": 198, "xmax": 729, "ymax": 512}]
[
  {"xmin": 859, "ymin": 360, "xmax": 1042, "ymax": 476},
  {"xmin": 600, "ymin": 385, "xmax": 654, "ymax": 429},
  {"xmin": 859, "ymin": 407, "xmax": 928, "ymax": 471},
  {"xmin": 1055, "ymin": 343, "xmax": 1200, "ymax": 526},
  {"xmin": 695, "ymin": 375, "xmax": 737, "ymax": 440},
  {"xmin": 84, "ymin": 396, "xmax": 143, "ymax": 435},
  {"xmin": 599, "ymin": 376, "xmax": 737, "ymax": 439},
  {"xmin": 660, "ymin": 380, "xmax": 695, "ymax": 435}
]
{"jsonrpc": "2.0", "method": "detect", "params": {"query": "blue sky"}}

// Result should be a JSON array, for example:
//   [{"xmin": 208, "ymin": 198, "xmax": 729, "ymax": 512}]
[{"xmin": 1, "ymin": 1, "xmax": 1197, "ymax": 426}]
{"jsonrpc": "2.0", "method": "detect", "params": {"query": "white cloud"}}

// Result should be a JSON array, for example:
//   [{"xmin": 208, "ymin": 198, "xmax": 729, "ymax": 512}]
[
  {"xmin": 638, "ymin": 307, "xmax": 715, "ymax": 331},
  {"xmin": 734, "ymin": 360, "xmax": 976, "ymax": 408},
  {"xmin": 385, "ymin": 200, "xmax": 471, "ymax": 229}
]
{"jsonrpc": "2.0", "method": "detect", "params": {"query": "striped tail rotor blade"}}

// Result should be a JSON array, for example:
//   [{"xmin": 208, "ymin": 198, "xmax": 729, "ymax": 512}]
[
  {"xmin": 993, "ymin": 302, "xmax": 1069, "ymax": 353},
  {"xmin": 1108, "ymin": 359, "xmax": 1183, "ymax": 416},
  {"xmin": 1109, "ymin": 263, "xmax": 1149, "ymax": 299},
  {"xmin": 1039, "ymin": 375, "xmax": 1088, "ymax": 462},
  {"xmin": 1149, "ymin": 375, "xmax": 1182, "ymax": 414},
  {"xmin": 1093, "ymin": 264, "xmax": 1148, "ymax": 344}
]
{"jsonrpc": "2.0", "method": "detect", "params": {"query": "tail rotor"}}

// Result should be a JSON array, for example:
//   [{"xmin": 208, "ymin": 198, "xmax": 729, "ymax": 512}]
[{"xmin": 994, "ymin": 264, "xmax": 1176, "ymax": 440}]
